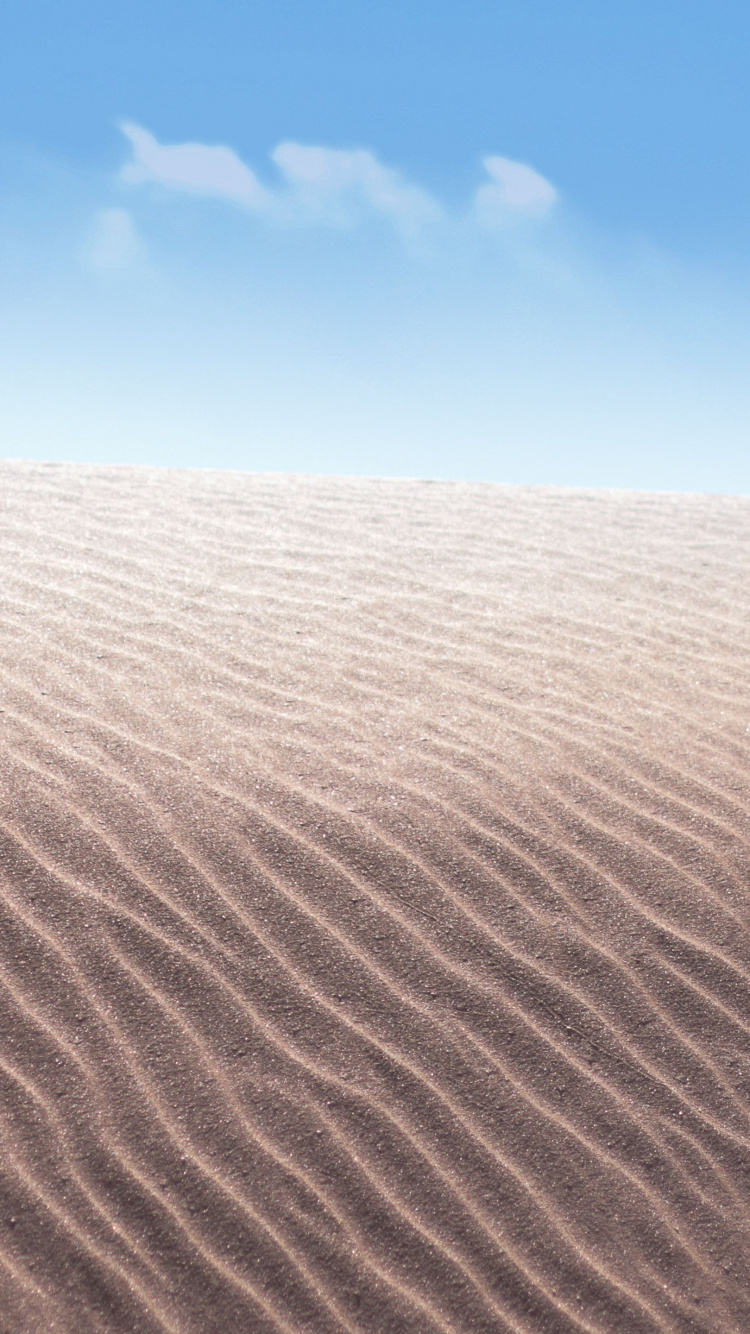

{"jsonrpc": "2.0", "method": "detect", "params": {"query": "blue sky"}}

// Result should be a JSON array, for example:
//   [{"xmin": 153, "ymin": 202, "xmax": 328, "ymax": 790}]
[{"xmin": 2, "ymin": 0, "xmax": 750, "ymax": 490}]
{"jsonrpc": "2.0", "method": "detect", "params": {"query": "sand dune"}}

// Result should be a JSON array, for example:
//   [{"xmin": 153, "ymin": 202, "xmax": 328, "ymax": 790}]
[{"xmin": 1, "ymin": 461, "xmax": 750, "ymax": 1332}]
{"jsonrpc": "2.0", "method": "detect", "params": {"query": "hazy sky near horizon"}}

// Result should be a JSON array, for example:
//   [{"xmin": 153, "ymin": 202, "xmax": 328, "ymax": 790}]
[{"xmin": 3, "ymin": 0, "xmax": 750, "ymax": 491}]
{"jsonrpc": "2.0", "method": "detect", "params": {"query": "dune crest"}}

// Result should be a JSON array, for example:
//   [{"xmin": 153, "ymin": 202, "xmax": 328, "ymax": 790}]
[{"xmin": 1, "ymin": 461, "xmax": 750, "ymax": 1332}]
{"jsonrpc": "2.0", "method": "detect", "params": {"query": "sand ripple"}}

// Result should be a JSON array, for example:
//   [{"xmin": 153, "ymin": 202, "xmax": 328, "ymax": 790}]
[{"xmin": 1, "ymin": 462, "xmax": 750, "ymax": 1331}]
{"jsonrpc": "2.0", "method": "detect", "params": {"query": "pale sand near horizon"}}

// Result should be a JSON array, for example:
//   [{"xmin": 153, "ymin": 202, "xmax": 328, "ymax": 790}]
[{"xmin": 1, "ymin": 461, "xmax": 750, "ymax": 1331}]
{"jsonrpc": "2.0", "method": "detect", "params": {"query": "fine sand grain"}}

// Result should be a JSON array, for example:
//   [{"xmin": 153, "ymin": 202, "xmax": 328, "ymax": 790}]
[{"xmin": 1, "ymin": 460, "xmax": 750, "ymax": 1333}]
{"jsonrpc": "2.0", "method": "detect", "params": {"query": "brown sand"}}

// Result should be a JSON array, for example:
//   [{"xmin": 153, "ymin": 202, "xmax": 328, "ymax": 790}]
[{"xmin": 1, "ymin": 461, "xmax": 750, "ymax": 1333}]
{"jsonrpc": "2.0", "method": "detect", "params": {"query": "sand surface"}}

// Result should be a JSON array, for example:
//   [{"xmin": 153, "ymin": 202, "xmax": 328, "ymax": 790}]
[{"xmin": 1, "ymin": 461, "xmax": 750, "ymax": 1332}]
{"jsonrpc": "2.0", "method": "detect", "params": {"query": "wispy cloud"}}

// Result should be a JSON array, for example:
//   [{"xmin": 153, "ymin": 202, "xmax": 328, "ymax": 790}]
[
  {"xmin": 270, "ymin": 142, "xmax": 442, "ymax": 233},
  {"xmin": 120, "ymin": 123, "xmax": 269, "ymax": 209},
  {"xmin": 117, "ymin": 122, "xmax": 557, "ymax": 236},
  {"xmin": 119, "ymin": 122, "xmax": 439, "ymax": 234},
  {"xmin": 474, "ymin": 156, "xmax": 558, "ymax": 224},
  {"xmin": 84, "ymin": 207, "xmax": 142, "ymax": 269}
]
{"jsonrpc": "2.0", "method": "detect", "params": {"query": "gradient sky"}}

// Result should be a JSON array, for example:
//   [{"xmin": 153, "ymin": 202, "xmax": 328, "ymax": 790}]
[{"xmin": 2, "ymin": 0, "xmax": 750, "ymax": 490}]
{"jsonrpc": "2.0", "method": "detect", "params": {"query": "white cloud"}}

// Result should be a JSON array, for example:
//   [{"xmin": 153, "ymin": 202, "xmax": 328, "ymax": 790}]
[
  {"xmin": 117, "ymin": 124, "xmax": 557, "ymax": 237},
  {"xmin": 271, "ymin": 142, "xmax": 442, "ymax": 233},
  {"xmin": 85, "ymin": 208, "xmax": 141, "ymax": 269},
  {"xmin": 474, "ymin": 156, "xmax": 558, "ymax": 224},
  {"xmin": 119, "ymin": 121, "xmax": 440, "ymax": 235},
  {"xmin": 119, "ymin": 122, "xmax": 270, "ymax": 209}
]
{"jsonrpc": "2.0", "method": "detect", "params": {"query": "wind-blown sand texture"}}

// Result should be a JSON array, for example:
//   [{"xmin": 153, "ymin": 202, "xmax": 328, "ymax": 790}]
[{"xmin": 1, "ymin": 462, "xmax": 750, "ymax": 1333}]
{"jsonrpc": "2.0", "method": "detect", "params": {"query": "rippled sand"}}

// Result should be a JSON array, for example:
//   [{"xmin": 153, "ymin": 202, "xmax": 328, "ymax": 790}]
[{"xmin": 1, "ymin": 461, "xmax": 750, "ymax": 1332}]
